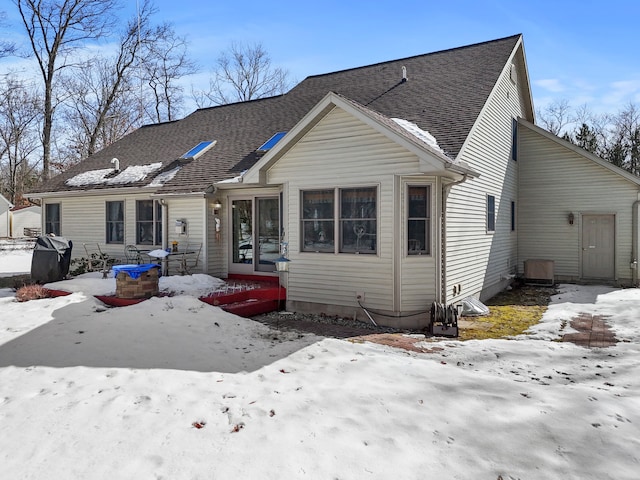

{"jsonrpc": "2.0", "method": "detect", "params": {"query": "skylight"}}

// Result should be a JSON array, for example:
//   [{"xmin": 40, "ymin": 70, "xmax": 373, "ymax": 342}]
[
  {"xmin": 257, "ymin": 132, "xmax": 287, "ymax": 152},
  {"xmin": 181, "ymin": 140, "xmax": 215, "ymax": 159}
]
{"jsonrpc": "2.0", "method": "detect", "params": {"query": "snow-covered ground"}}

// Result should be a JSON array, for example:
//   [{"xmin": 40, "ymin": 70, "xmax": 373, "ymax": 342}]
[
  {"xmin": 0, "ymin": 241, "xmax": 33, "ymax": 277},
  {"xmin": 0, "ymin": 250, "xmax": 638, "ymax": 479}
]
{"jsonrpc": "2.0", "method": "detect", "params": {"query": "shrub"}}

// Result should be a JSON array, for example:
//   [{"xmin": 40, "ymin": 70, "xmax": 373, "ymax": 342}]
[{"xmin": 15, "ymin": 284, "xmax": 52, "ymax": 302}]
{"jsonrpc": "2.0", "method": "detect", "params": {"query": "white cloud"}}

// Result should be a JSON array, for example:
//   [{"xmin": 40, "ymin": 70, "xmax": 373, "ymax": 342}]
[{"xmin": 533, "ymin": 78, "xmax": 565, "ymax": 93}]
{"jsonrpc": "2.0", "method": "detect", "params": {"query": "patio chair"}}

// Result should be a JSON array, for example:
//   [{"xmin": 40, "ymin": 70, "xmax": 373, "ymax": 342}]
[
  {"xmin": 83, "ymin": 243, "xmax": 110, "ymax": 278},
  {"xmin": 124, "ymin": 244, "xmax": 142, "ymax": 264},
  {"xmin": 179, "ymin": 243, "xmax": 202, "ymax": 275}
]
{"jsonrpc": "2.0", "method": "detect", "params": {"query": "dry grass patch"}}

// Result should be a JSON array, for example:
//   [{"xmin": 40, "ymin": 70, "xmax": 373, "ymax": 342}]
[
  {"xmin": 15, "ymin": 284, "xmax": 52, "ymax": 302},
  {"xmin": 458, "ymin": 284, "xmax": 556, "ymax": 341}
]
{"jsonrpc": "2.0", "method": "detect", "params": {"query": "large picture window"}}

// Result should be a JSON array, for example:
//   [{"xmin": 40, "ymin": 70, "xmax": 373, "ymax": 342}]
[
  {"xmin": 106, "ymin": 201, "xmax": 124, "ymax": 244},
  {"xmin": 45, "ymin": 203, "xmax": 61, "ymax": 236},
  {"xmin": 301, "ymin": 187, "xmax": 377, "ymax": 254},
  {"xmin": 407, "ymin": 185, "xmax": 430, "ymax": 255},
  {"xmin": 136, "ymin": 200, "xmax": 162, "ymax": 245}
]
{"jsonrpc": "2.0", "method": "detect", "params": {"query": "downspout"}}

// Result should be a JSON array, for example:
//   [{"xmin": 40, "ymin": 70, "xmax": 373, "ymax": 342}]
[
  {"xmin": 440, "ymin": 174, "xmax": 469, "ymax": 304},
  {"xmin": 632, "ymin": 199, "xmax": 640, "ymax": 286}
]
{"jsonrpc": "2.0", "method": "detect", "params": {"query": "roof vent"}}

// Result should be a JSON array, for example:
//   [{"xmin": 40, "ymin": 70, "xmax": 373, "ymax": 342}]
[
  {"xmin": 401, "ymin": 66, "xmax": 407, "ymax": 83},
  {"xmin": 111, "ymin": 157, "xmax": 120, "ymax": 172}
]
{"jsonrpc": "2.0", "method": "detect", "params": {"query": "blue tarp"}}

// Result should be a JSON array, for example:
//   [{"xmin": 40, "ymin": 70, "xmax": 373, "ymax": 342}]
[{"xmin": 113, "ymin": 263, "xmax": 160, "ymax": 279}]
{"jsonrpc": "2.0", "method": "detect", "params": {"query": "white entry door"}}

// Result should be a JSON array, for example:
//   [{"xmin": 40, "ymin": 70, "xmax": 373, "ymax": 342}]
[{"xmin": 582, "ymin": 214, "xmax": 615, "ymax": 280}]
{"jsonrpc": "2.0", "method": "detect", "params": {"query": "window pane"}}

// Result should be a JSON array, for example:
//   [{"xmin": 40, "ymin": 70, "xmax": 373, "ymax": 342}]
[
  {"xmin": 487, "ymin": 195, "xmax": 495, "ymax": 232},
  {"xmin": 136, "ymin": 200, "xmax": 154, "ymax": 244},
  {"xmin": 302, "ymin": 190, "xmax": 333, "ymax": 219},
  {"xmin": 408, "ymin": 186, "xmax": 428, "ymax": 217},
  {"xmin": 106, "ymin": 201, "xmax": 124, "ymax": 244},
  {"xmin": 45, "ymin": 203, "xmax": 61, "ymax": 236},
  {"xmin": 340, "ymin": 187, "xmax": 376, "ymax": 220},
  {"xmin": 302, "ymin": 220, "xmax": 335, "ymax": 252},
  {"xmin": 341, "ymin": 220, "xmax": 376, "ymax": 253},
  {"xmin": 408, "ymin": 219, "xmax": 428, "ymax": 253}
]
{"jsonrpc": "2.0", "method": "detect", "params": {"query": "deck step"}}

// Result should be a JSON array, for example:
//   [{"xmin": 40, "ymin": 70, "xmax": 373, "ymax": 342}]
[
  {"xmin": 221, "ymin": 298, "xmax": 280, "ymax": 317},
  {"xmin": 198, "ymin": 285, "xmax": 285, "ymax": 317}
]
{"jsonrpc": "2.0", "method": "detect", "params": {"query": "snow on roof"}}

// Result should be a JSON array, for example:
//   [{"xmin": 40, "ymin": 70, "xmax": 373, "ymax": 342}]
[
  {"xmin": 391, "ymin": 118, "xmax": 444, "ymax": 153},
  {"xmin": 66, "ymin": 163, "xmax": 163, "ymax": 187},
  {"xmin": 146, "ymin": 166, "xmax": 181, "ymax": 187}
]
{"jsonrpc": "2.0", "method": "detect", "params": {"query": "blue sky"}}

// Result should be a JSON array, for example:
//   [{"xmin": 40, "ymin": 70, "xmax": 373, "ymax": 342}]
[{"xmin": 3, "ymin": 0, "xmax": 639, "ymax": 117}]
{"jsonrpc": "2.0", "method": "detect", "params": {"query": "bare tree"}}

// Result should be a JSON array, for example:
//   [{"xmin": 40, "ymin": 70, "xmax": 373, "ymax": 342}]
[
  {"xmin": 15, "ymin": 0, "xmax": 121, "ymax": 180},
  {"xmin": 139, "ymin": 27, "xmax": 197, "ymax": 123},
  {"xmin": 536, "ymin": 98, "xmax": 575, "ymax": 136},
  {"xmin": 0, "ymin": 77, "xmax": 42, "ymax": 205},
  {"xmin": 0, "ymin": 11, "xmax": 16, "ymax": 58},
  {"xmin": 59, "ymin": 0, "xmax": 174, "ymax": 161},
  {"xmin": 195, "ymin": 42, "xmax": 291, "ymax": 107}
]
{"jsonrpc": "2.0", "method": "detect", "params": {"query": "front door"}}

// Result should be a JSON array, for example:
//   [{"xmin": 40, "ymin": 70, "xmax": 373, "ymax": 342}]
[
  {"xmin": 229, "ymin": 196, "xmax": 280, "ymax": 274},
  {"xmin": 582, "ymin": 214, "xmax": 615, "ymax": 280}
]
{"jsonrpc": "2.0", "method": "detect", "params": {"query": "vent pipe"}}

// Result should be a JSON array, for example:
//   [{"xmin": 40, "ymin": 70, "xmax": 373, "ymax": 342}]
[
  {"xmin": 401, "ymin": 66, "xmax": 407, "ymax": 83},
  {"xmin": 111, "ymin": 157, "xmax": 120, "ymax": 172}
]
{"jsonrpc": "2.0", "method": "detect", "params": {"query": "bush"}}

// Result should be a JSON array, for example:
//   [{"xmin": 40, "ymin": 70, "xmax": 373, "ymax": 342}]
[{"xmin": 15, "ymin": 284, "xmax": 52, "ymax": 302}]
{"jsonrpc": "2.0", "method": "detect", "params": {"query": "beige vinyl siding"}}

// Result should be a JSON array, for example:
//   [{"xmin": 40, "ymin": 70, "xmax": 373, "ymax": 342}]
[
  {"xmin": 45, "ymin": 194, "xmax": 206, "ymax": 270},
  {"xmin": 518, "ymin": 125, "xmax": 639, "ymax": 283},
  {"xmin": 267, "ymin": 107, "xmax": 438, "ymax": 313},
  {"xmin": 206, "ymin": 199, "xmax": 225, "ymax": 277},
  {"xmin": 399, "ymin": 177, "xmax": 440, "ymax": 311},
  {"xmin": 165, "ymin": 197, "xmax": 205, "ymax": 273},
  {"xmin": 445, "ymin": 50, "xmax": 527, "ymax": 303}
]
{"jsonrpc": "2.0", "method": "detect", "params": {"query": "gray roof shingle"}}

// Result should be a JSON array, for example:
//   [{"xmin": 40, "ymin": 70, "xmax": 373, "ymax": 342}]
[{"xmin": 31, "ymin": 34, "xmax": 521, "ymax": 195}]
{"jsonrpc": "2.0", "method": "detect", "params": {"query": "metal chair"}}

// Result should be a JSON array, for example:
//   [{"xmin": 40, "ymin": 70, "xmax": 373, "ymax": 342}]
[
  {"xmin": 124, "ymin": 245, "xmax": 142, "ymax": 264},
  {"xmin": 179, "ymin": 243, "xmax": 202, "ymax": 275},
  {"xmin": 83, "ymin": 243, "xmax": 110, "ymax": 278}
]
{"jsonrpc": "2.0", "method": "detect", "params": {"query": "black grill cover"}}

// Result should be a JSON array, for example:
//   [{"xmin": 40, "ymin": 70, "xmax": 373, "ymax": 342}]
[{"xmin": 30, "ymin": 236, "xmax": 73, "ymax": 284}]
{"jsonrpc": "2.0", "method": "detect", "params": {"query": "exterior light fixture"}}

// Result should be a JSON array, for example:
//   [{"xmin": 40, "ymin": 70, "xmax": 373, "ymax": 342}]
[
  {"xmin": 275, "ymin": 256, "xmax": 290, "ymax": 272},
  {"xmin": 568, "ymin": 212, "xmax": 575, "ymax": 225},
  {"xmin": 213, "ymin": 199, "xmax": 222, "ymax": 209}
]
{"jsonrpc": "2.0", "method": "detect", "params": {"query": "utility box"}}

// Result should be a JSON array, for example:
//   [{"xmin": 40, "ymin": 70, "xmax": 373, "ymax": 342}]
[{"xmin": 524, "ymin": 259, "xmax": 554, "ymax": 285}]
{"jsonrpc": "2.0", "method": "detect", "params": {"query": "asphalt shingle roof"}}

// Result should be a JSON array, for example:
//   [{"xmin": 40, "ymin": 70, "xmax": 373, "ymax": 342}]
[{"xmin": 31, "ymin": 34, "xmax": 521, "ymax": 195}]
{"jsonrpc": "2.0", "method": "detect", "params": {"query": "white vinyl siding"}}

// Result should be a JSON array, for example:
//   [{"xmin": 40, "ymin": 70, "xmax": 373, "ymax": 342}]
[
  {"xmin": 518, "ymin": 124, "xmax": 639, "ymax": 284},
  {"xmin": 267, "ymin": 107, "xmax": 439, "ymax": 315},
  {"xmin": 445, "ymin": 47, "xmax": 528, "ymax": 303}
]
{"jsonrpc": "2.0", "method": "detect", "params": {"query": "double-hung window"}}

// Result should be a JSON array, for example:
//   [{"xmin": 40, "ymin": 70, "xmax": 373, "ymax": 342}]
[
  {"xmin": 45, "ymin": 203, "xmax": 61, "ymax": 236},
  {"xmin": 487, "ymin": 195, "xmax": 496, "ymax": 233},
  {"xmin": 301, "ymin": 190, "xmax": 335, "ymax": 252},
  {"xmin": 106, "ymin": 201, "xmax": 125, "ymax": 244},
  {"xmin": 301, "ymin": 186, "xmax": 377, "ymax": 254},
  {"xmin": 407, "ymin": 186, "xmax": 430, "ymax": 255},
  {"xmin": 136, "ymin": 200, "xmax": 162, "ymax": 245}
]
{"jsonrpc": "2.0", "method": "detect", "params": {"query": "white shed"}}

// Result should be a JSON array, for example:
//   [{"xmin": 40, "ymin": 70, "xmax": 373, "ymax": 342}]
[
  {"xmin": 10, "ymin": 205, "xmax": 42, "ymax": 238},
  {"xmin": 0, "ymin": 193, "xmax": 13, "ymax": 238}
]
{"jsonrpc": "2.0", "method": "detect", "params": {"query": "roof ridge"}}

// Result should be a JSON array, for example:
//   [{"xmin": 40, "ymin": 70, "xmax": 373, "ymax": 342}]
[{"xmin": 302, "ymin": 34, "xmax": 522, "ymax": 80}]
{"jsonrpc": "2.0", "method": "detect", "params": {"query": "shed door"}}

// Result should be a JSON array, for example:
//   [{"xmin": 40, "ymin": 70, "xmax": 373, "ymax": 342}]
[{"xmin": 581, "ymin": 214, "xmax": 615, "ymax": 279}]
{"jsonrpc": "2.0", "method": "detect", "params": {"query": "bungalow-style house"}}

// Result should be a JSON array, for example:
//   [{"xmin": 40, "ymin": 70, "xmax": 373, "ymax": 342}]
[{"xmin": 27, "ymin": 34, "xmax": 640, "ymax": 327}]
